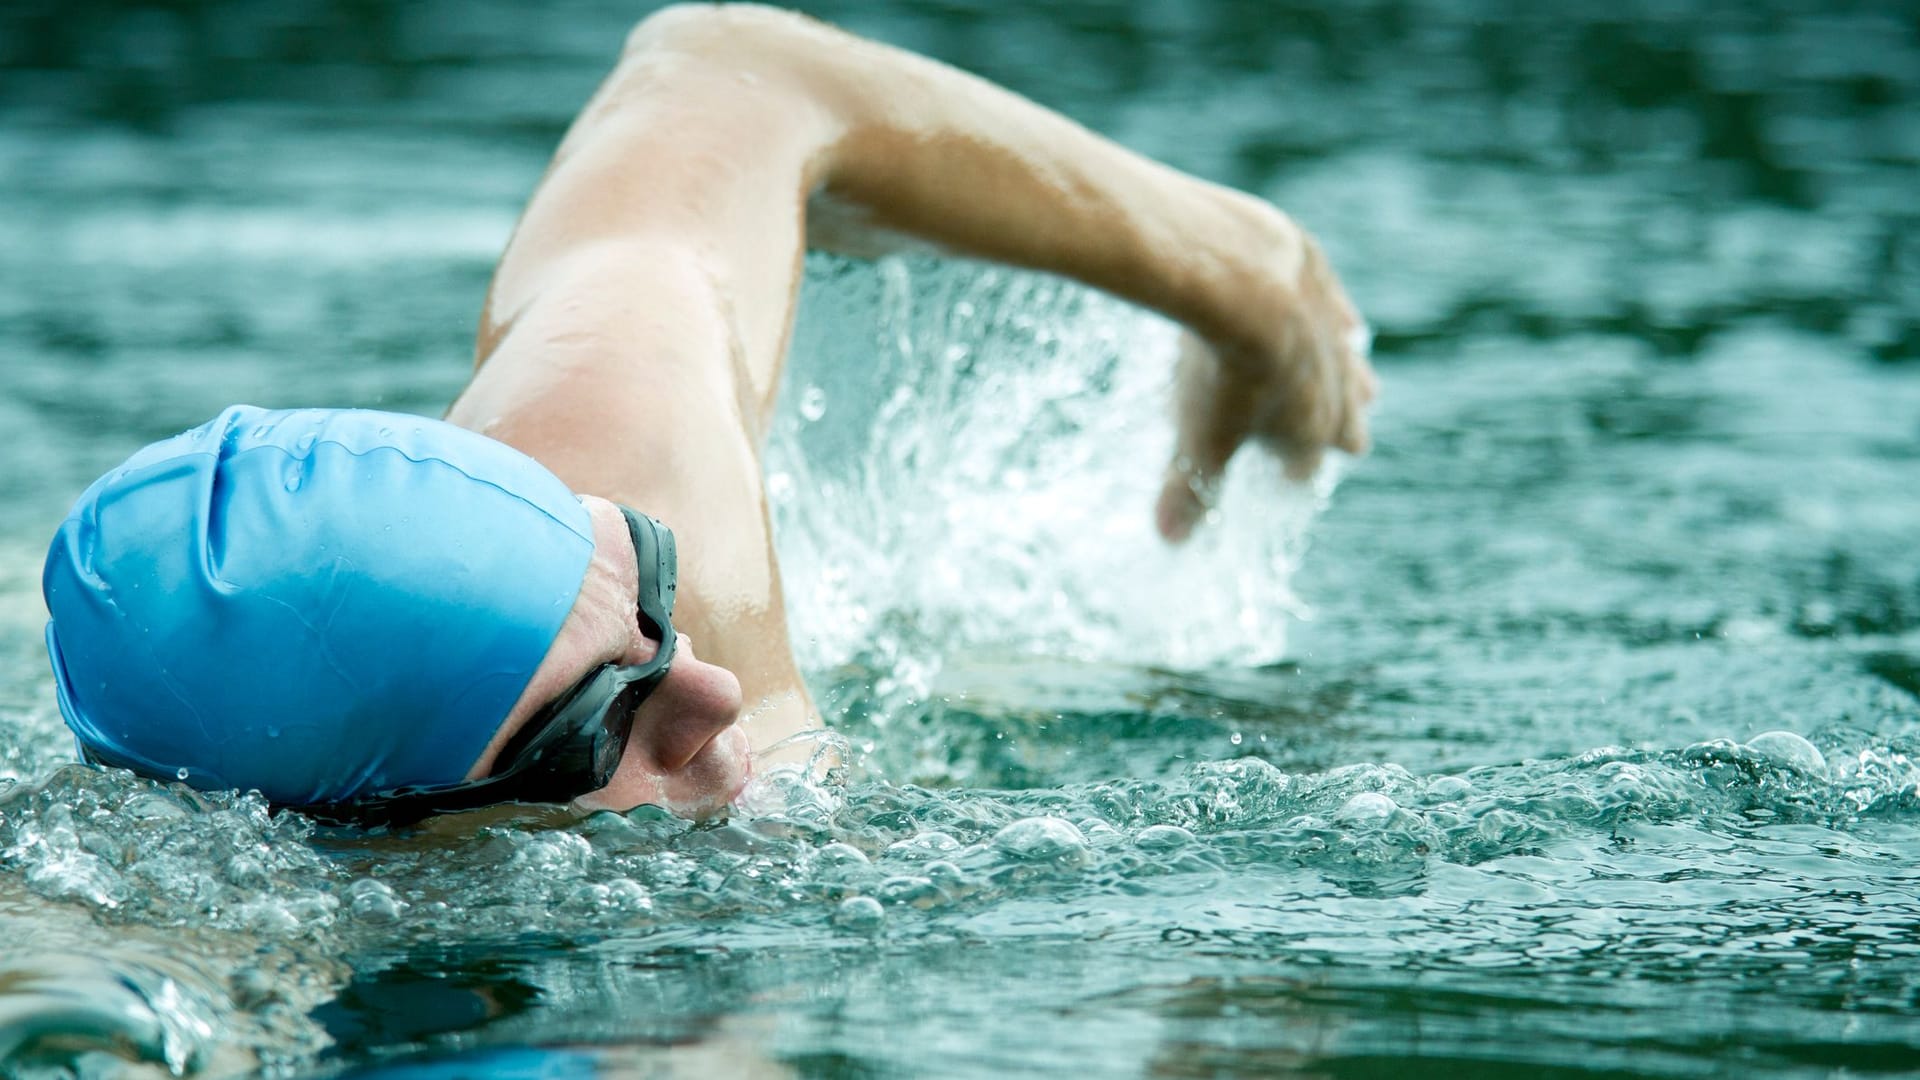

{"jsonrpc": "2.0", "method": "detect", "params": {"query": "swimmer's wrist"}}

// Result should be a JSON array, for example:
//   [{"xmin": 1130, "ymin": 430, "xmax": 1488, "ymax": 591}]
[{"xmin": 1181, "ymin": 194, "xmax": 1307, "ymax": 377}]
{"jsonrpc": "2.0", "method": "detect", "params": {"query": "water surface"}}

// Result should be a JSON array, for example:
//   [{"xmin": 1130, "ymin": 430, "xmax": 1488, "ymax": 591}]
[{"xmin": 2, "ymin": 0, "xmax": 1918, "ymax": 1076}]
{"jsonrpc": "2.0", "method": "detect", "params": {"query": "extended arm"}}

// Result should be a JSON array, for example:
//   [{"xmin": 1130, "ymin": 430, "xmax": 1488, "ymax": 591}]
[
  {"xmin": 453, "ymin": 4, "xmax": 1373, "ymax": 754},
  {"xmin": 478, "ymin": 3, "xmax": 1371, "ymax": 484}
]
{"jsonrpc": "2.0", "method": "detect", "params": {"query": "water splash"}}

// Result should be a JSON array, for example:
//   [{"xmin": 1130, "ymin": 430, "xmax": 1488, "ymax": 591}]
[
  {"xmin": 770, "ymin": 256, "xmax": 1331, "ymax": 699},
  {"xmin": 3, "ymin": 704, "xmax": 1918, "ymax": 1074}
]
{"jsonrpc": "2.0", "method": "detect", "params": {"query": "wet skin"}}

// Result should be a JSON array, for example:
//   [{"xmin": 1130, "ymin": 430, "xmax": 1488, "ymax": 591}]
[{"xmin": 443, "ymin": 4, "xmax": 1375, "ymax": 812}]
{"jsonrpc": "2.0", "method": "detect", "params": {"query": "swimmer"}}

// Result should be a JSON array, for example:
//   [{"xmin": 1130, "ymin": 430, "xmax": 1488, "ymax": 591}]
[{"xmin": 40, "ymin": 5, "xmax": 1376, "ymax": 826}]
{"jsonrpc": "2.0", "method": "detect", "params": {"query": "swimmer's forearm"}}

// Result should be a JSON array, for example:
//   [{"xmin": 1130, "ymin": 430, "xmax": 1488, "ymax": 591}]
[
  {"xmin": 822, "ymin": 49, "xmax": 1298, "ymax": 355},
  {"xmin": 636, "ymin": 4, "xmax": 1302, "ymax": 355}
]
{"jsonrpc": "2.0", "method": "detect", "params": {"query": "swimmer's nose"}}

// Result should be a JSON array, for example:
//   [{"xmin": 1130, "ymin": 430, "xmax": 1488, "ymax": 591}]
[{"xmin": 637, "ymin": 636, "xmax": 745, "ymax": 771}]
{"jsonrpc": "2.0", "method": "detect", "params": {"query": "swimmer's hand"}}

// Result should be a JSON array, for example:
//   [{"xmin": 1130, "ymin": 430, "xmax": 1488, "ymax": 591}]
[{"xmin": 1155, "ymin": 227, "xmax": 1377, "ymax": 543}]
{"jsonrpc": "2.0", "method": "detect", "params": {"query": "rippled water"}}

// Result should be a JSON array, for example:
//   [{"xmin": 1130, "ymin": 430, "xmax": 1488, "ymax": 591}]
[{"xmin": 3, "ymin": 0, "xmax": 1919, "ymax": 1076}]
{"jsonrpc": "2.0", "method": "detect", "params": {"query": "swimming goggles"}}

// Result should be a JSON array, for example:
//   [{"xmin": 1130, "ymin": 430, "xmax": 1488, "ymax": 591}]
[{"xmin": 295, "ymin": 504, "xmax": 680, "ymax": 828}]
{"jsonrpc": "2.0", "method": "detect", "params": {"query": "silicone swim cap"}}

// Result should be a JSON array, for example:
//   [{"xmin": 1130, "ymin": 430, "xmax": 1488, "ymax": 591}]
[{"xmin": 42, "ymin": 405, "xmax": 596, "ymax": 807}]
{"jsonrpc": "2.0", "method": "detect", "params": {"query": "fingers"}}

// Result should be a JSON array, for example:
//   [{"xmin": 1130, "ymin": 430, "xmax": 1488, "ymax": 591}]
[
  {"xmin": 1270, "ymin": 318, "xmax": 1377, "ymax": 471},
  {"xmin": 1333, "ymin": 360, "xmax": 1375, "ymax": 456},
  {"xmin": 1281, "ymin": 444, "xmax": 1324, "ymax": 482},
  {"xmin": 1337, "ymin": 328, "xmax": 1379, "ymax": 455},
  {"xmin": 1158, "ymin": 335, "xmax": 1253, "ymax": 543},
  {"xmin": 1335, "ymin": 415, "xmax": 1371, "ymax": 457},
  {"xmin": 1158, "ymin": 313, "xmax": 1379, "ymax": 540},
  {"xmin": 1155, "ymin": 464, "xmax": 1210, "ymax": 543}
]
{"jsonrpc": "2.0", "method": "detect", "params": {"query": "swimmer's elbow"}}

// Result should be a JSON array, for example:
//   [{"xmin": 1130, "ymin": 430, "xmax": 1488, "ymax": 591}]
[
  {"xmin": 622, "ymin": 4, "xmax": 825, "ymax": 64},
  {"xmin": 621, "ymin": 4, "xmax": 725, "ymax": 57},
  {"xmin": 617, "ymin": 4, "xmax": 853, "ymax": 137}
]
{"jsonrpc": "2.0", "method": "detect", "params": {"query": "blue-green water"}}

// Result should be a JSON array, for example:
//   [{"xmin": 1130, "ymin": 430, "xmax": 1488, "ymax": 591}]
[{"xmin": 3, "ymin": 0, "xmax": 1919, "ymax": 1076}]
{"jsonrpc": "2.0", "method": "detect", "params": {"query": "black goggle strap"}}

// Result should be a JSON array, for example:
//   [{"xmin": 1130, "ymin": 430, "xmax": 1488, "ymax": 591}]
[
  {"xmin": 70, "ymin": 740, "xmax": 470, "ymax": 825},
  {"xmin": 621, "ymin": 505, "xmax": 678, "ymax": 654},
  {"xmin": 327, "ymin": 657, "xmax": 671, "ymax": 826},
  {"xmin": 294, "ymin": 708, "xmax": 607, "ymax": 826},
  {"xmin": 300, "ymin": 667, "xmax": 613, "ymax": 826}
]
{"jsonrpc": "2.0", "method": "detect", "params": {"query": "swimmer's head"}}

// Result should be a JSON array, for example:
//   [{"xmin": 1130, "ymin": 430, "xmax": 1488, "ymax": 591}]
[{"xmin": 41, "ymin": 405, "xmax": 595, "ymax": 807}]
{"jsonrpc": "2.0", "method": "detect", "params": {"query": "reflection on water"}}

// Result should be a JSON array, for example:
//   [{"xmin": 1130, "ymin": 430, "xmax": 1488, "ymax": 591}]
[{"xmin": 2, "ymin": 0, "xmax": 1918, "ymax": 1076}]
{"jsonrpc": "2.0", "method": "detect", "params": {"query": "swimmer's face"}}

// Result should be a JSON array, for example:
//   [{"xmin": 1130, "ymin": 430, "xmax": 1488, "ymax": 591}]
[{"xmin": 467, "ymin": 495, "xmax": 751, "ymax": 818}]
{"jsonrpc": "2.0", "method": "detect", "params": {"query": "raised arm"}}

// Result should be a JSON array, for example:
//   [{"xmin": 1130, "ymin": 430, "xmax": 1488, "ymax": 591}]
[
  {"xmin": 477, "ymin": 4, "xmax": 1372, "ymax": 521},
  {"xmin": 452, "ymin": 2, "xmax": 1375, "ymax": 758}
]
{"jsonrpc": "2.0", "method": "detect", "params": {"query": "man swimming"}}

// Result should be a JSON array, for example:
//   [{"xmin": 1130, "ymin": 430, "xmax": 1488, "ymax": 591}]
[{"xmin": 40, "ymin": 4, "xmax": 1376, "ymax": 825}]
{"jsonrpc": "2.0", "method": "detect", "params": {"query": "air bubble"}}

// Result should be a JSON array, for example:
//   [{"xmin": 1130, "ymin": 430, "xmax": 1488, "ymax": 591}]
[
  {"xmin": 347, "ymin": 878, "xmax": 406, "ymax": 922},
  {"xmin": 993, "ymin": 816, "xmax": 1089, "ymax": 863},
  {"xmin": 815, "ymin": 843, "xmax": 870, "ymax": 870},
  {"xmin": 832, "ymin": 895, "xmax": 885, "ymax": 932},
  {"xmin": 1136, "ymin": 824, "xmax": 1194, "ymax": 852},
  {"xmin": 923, "ymin": 860, "xmax": 967, "ymax": 889},
  {"xmin": 1746, "ymin": 730, "xmax": 1828, "ymax": 778},
  {"xmin": 886, "ymin": 831, "xmax": 960, "ymax": 861},
  {"xmin": 877, "ymin": 875, "xmax": 939, "ymax": 905},
  {"xmin": 1336, "ymin": 791, "xmax": 1398, "ymax": 825},
  {"xmin": 799, "ymin": 384, "xmax": 828, "ymax": 422}
]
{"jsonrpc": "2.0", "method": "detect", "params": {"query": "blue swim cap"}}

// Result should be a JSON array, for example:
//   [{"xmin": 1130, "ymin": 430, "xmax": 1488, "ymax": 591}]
[{"xmin": 42, "ymin": 405, "xmax": 596, "ymax": 807}]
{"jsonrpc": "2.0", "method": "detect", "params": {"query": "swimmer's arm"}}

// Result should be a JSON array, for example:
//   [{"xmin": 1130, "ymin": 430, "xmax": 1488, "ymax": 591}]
[
  {"xmin": 633, "ymin": 4, "xmax": 1375, "ymax": 529},
  {"xmin": 482, "ymin": 4, "xmax": 1373, "ymax": 537},
  {"xmin": 619, "ymin": 4, "xmax": 1289, "ymax": 352}
]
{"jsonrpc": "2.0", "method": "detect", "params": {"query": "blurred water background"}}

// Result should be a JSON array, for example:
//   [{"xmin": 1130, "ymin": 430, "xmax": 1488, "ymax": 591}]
[{"xmin": 2, "ymin": 0, "xmax": 1919, "ymax": 1076}]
